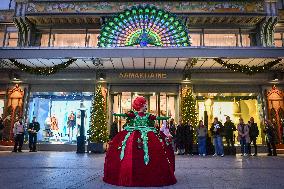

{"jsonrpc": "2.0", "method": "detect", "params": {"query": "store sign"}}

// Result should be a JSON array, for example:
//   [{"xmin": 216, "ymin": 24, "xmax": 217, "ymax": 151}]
[{"xmin": 119, "ymin": 72, "xmax": 167, "ymax": 79}]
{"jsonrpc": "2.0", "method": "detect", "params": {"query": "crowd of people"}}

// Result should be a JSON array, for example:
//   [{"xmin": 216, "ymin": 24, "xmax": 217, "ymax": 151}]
[
  {"xmin": 156, "ymin": 116, "xmax": 278, "ymax": 157},
  {"xmin": 0, "ymin": 113, "xmax": 280, "ymax": 156}
]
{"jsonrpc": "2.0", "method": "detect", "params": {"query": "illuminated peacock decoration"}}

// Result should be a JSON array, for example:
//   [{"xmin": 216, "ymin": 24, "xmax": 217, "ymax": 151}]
[{"xmin": 98, "ymin": 6, "xmax": 190, "ymax": 47}]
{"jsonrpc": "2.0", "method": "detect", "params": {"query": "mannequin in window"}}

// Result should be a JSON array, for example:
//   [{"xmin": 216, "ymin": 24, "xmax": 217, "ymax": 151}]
[
  {"xmin": 67, "ymin": 111, "xmax": 76, "ymax": 142},
  {"xmin": 51, "ymin": 115, "xmax": 60, "ymax": 141},
  {"xmin": 44, "ymin": 117, "xmax": 52, "ymax": 138}
]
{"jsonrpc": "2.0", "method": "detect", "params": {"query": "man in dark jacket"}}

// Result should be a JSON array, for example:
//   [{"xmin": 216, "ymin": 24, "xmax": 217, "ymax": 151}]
[
  {"xmin": 223, "ymin": 116, "xmax": 236, "ymax": 154},
  {"xmin": 248, "ymin": 117, "xmax": 259, "ymax": 156},
  {"xmin": 169, "ymin": 118, "xmax": 176, "ymax": 139},
  {"xmin": 184, "ymin": 120, "xmax": 194, "ymax": 155},
  {"xmin": 169, "ymin": 118, "xmax": 176, "ymax": 151},
  {"xmin": 109, "ymin": 118, "xmax": 118, "ymax": 140},
  {"xmin": 264, "ymin": 119, "xmax": 277, "ymax": 156},
  {"xmin": 210, "ymin": 117, "xmax": 224, "ymax": 157},
  {"xmin": 28, "ymin": 116, "xmax": 40, "ymax": 152},
  {"xmin": 176, "ymin": 120, "xmax": 185, "ymax": 155},
  {"xmin": 0, "ymin": 115, "xmax": 4, "ymax": 140}
]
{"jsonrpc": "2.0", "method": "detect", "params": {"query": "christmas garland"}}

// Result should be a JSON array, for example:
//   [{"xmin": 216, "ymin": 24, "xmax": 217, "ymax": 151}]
[
  {"xmin": 9, "ymin": 59, "xmax": 77, "ymax": 75},
  {"xmin": 214, "ymin": 58, "xmax": 282, "ymax": 75}
]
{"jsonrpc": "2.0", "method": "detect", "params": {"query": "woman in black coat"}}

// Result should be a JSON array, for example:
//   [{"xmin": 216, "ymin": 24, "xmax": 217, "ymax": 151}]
[
  {"xmin": 264, "ymin": 120, "xmax": 278, "ymax": 156},
  {"xmin": 176, "ymin": 120, "xmax": 185, "ymax": 155}
]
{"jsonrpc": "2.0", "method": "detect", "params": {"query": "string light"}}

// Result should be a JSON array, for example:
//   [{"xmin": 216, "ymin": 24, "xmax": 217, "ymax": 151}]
[
  {"xmin": 9, "ymin": 59, "xmax": 77, "ymax": 76},
  {"xmin": 181, "ymin": 87, "xmax": 197, "ymax": 125},
  {"xmin": 98, "ymin": 5, "xmax": 190, "ymax": 47},
  {"xmin": 214, "ymin": 58, "xmax": 282, "ymax": 75},
  {"xmin": 88, "ymin": 85, "xmax": 108, "ymax": 143}
]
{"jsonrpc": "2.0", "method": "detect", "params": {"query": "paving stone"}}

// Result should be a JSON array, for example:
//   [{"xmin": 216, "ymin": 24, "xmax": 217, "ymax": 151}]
[{"xmin": 0, "ymin": 152, "xmax": 283, "ymax": 189}]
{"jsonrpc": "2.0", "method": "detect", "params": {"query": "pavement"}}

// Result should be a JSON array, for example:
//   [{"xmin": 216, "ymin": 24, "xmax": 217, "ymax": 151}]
[{"xmin": 0, "ymin": 152, "xmax": 283, "ymax": 189}]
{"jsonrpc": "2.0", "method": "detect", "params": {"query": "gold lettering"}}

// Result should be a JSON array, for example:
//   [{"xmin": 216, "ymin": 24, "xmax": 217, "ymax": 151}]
[
  {"xmin": 135, "ymin": 73, "xmax": 139, "ymax": 78},
  {"xmin": 119, "ymin": 72, "xmax": 168, "ymax": 79}
]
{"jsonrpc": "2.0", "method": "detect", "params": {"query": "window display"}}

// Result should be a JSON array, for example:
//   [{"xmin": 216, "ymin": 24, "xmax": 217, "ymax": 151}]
[
  {"xmin": 197, "ymin": 93, "xmax": 263, "ymax": 143},
  {"xmin": 111, "ymin": 92, "xmax": 177, "ymax": 131},
  {"xmin": 0, "ymin": 99, "xmax": 4, "ymax": 116},
  {"xmin": 28, "ymin": 92, "xmax": 92, "ymax": 143}
]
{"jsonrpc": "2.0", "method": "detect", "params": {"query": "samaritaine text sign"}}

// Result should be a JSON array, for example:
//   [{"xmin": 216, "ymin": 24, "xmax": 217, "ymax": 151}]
[{"xmin": 119, "ymin": 72, "xmax": 167, "ymax": 79}]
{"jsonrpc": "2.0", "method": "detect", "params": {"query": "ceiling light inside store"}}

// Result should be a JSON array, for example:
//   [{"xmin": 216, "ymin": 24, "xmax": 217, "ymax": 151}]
[
  {"xmin": 9, "ymin": 72, "xmax": 21, "ymax": 83},
  {"xmin": 271, "ymin": 73, "xmax": 280, "ymax": 82},
  {"xmin": 98, "ymin": 73, "xmax": 106, "ymax": 81},
  {"xmin": 183, "ymin": 73, "xmax": 191, "ymax": 81}
]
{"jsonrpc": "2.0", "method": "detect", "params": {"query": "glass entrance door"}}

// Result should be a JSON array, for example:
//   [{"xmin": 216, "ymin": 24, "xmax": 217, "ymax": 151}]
[{"xmin": 111, "ymin": 92, "xmax": 178, "ymax": 131}]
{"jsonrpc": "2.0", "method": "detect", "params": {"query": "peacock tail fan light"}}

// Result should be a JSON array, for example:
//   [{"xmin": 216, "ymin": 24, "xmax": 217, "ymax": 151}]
[{"xmin": 98, "ymin": 5, "xmax": 191, "ymax": 47}]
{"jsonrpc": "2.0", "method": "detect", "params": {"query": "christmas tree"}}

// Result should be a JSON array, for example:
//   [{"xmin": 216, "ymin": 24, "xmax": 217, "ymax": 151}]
[
  {"xmin": 181, "ymin": 87, "xmax": 197, "ymax": 126},
  {"xmin": 89, "ymin": 85, "xmax": 108, "ymax": 143}
]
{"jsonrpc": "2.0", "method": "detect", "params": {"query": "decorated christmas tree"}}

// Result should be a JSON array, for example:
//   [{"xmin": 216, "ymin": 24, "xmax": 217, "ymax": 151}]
[
  {"xmin": 89, "ymin": 85, "xmax": 108, "ymax": 143},
  {"xmin": 181, "ymin": 87, "xmax": 198, "ymax": 126}
]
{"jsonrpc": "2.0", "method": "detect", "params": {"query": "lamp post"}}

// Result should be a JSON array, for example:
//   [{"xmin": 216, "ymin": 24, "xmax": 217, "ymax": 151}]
[{"xmin": 77, "ymin": 100, "xmax": 87, "ymax": 153}]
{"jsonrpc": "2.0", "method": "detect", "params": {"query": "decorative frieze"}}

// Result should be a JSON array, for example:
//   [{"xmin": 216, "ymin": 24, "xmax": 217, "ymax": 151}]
[{"xmin": 26, "ymin": 1, "xmax": 265, "ymax": 14}]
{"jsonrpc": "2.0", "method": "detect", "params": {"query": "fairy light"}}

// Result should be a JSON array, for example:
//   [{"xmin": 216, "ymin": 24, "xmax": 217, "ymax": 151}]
[
  {"xmin": 214, "ymin": 58, "xmax": 282, "ymax": 75},
  {"xmin": 89, "ymin": 85, "xmax": 108, "ymax": 143},
  {"xmin": 98, "ymin": 6, "xmax": 190, "ymax": 47},
  {"xmin": 9, "ymin": 59, "xmax": 77, "ymax": 76}
]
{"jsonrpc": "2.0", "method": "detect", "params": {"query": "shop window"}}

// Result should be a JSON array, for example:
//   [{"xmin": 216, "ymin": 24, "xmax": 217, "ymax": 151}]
[
  {"xmin": 121, "ymin": 92, "xmax": 132, "ymax": 113},
  {"xmin": 40, "ymin": 33, "xmax": 49, "ymax": 47},
  {"xmin": 0, "ymin": 99, "xmax": 4, "ymax": 116},
  {"xmin": 274, "ymin": 32, "xmax": 283, "ymax": 47},
  {"xmin": 197, "ymin": 94, "xmax": 263, "ymax": 144},
  {"xmin": 167, "ymin": 96, "xmax": 176, "ymax": 119},
  {"xmin": 28, "ymin": 92, "xmax": 93, "ymax": 143},
  {"xmin": 5, "ymin": 32, "xmax": 18, "ymax": 47},
  {"xmin": 111, "ymin": 92, "xmax": 178, "ymax": 130},
  {"xmin": 149, "ymin": 95, "xmax": 157, "ymax": 115},
  {"xmin": 86, "ymin": 33, "xmax": 99, "ymax": 47},
  {"xmin": 0, "ymin": 31, "xmax": 4, "ymax": 47},
  {"xmin": 40, "ymin": 31, "xmax": 99, "ymax": 47},
  {"xmin": 160, "ymin": 93, "xmax": 167, "ymax": 117},
  {"xmin": 50, "ymin": 33, "xmax": 86, "ymax": 47},
  {"xmin": 240, "ymin": 34, "xmax": 251, "ymax": 47},
  {"xmin": 204, "ymin": 34, "xmax": 237, "ymax": 47},
  {"xmin": 189, "ymin": 33, "xmax": 201, "ymax": 46}
]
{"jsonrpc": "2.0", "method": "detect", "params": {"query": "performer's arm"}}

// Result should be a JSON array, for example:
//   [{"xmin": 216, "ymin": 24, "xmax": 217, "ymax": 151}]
[
  {"xmin": 148, "ymin": 114, "xmax": 170, "ymax": 121},
  {"xmin": 113, "ymin": 113, "xmax": 127, "ymax": 117},
  {"xmin": 156, "ymin": 116, "xmax": 171, "ymax": 120}
]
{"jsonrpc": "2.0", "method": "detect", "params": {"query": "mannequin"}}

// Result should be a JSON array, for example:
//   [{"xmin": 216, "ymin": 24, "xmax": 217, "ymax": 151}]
[{"xmin": 67, "ymin": 111, "xmax": 76, "ymax": 142}]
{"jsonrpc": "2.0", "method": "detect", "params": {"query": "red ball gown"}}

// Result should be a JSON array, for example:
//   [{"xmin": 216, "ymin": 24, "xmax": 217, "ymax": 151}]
[{"xmin": 103, "ymin": 112, "xmax": 176, "ymax": 187}]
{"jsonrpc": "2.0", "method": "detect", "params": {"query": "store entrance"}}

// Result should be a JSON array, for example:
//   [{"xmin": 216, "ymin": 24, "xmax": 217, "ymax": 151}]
[{"xmin": 111, "ymin": 92, "xmax": 178, "ymax": 131}]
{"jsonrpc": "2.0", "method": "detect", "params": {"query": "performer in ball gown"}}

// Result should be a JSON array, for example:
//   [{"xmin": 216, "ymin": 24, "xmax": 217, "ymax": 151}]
[{"xmin": 103, "ymin": 96, "xmax": 177, "ymax": 187}]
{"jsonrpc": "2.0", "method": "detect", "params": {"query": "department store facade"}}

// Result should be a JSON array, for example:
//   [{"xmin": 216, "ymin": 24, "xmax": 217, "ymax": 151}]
[{"xmin": 0, "ymin": 0, "xmax": 284, "ymax": 144}]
